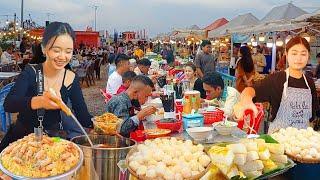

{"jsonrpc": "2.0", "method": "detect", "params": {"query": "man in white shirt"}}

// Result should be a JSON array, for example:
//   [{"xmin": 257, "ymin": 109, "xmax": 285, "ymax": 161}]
[
  {"xmin": 106, "ymin": 54, "xmax": 130, "ymax": 94},
  {"xmin": 0, "ymin": 47, "xmax": 13, "ymax": 65},
  {"xmin": 134, "ymin": 58, "xmax": 151, "ymax": 75}
]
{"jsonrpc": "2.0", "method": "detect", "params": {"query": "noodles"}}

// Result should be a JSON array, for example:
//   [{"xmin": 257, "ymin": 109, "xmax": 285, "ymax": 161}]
[{"xmin": 0, "ymin": 134, "xmax": 80, "ymax": 178}]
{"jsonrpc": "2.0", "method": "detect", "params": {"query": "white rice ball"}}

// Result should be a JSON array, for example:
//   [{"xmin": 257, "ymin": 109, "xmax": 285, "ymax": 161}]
[
  {"xmin": 198, "ymin": 155, "xmax": 211, "ymax": 167},
  {"xmin": 196, "ymin": 144, "xmax": 204, "ymax": 152},
  {"xmin": 163, "ymin": 170, "xmax": 174, "ymax": 180},
  {"xmin": 129, "ymin": 161, "xmax": 140, "ymax": 172},
  {"xmin": 146, "ymin": 168, "xmax": 157, "ymax": 178},
  {"xmin": 184, "ymin": 152, "xmax": 193, "ymax": 162},
  {"xmin": 174, "ymin": 173, "xmax": 183, "ymax": 180},
  {"xmin": 181, "ymin": 167, "xmax": 192, "ymax": 178},
  {"xmin": 136, "ymin": 165, "xmax": 147, "ymax": 176},
  {"xmin": 191, "ymin": 171, "xmax": 200, "ymax": 176}
]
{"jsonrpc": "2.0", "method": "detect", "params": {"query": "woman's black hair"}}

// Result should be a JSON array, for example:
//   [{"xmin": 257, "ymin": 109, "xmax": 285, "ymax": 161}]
[
  {"xmin": 185, "ymin": 62, "xmax": 196, "ymax": 72},
  {"xmin": 42, "ymin": 21, "xmax": 76, "ymax": 49},
  {"xmin": 239, "ymin": 46, "xmax": 254, "ymax": 73}
]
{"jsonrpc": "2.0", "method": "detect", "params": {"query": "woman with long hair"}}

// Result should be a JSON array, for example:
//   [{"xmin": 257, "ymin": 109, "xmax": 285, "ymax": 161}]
[
  {"xmin": 0, "ymin": 22, "xmax": 93, "ymax": 151},
  {"xmin": 183, "ymin": 62, "xmax": 206, "ymax": 98},
  {"xmin": 235, "ymin": 45, "xmax": 255, "ymax": 92}
]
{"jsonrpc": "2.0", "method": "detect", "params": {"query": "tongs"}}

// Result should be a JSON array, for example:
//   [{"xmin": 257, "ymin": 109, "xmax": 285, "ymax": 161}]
[{"xmin": 41, "ymin": 89, "xmax": 94, "ymax": 146}]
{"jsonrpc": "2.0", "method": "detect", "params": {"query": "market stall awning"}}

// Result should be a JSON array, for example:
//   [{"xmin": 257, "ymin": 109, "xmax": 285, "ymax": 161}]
[
  {"xmin": 207, "ymin": 13, "xmax": 259, "ymax": 38},
  {"xmin": 231, "ymin": 20, "xmax": 310, "ymax": 34},
  {"xmin": 203, "ymin": 18, "xmax": 229, "ymax": 32},
  {"xmin": 294, "ymin": 9, "xmax": 320, "ymax": 22},
  {"xmin": 261, "ymin": 3, "xmax": 307, "ymax": 23},
  {"xmin": 173, "ymin": 29, "xmax": 206, "ymax": 39}
]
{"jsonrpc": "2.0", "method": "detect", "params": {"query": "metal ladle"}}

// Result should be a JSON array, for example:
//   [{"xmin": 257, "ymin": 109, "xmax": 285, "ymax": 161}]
[{"xmin": 49, "ymin": 88, "xmax": 94, "ymax": 147}]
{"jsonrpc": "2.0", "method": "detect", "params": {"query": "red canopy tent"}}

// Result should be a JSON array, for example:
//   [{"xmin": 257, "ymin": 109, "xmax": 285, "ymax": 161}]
[
  {"xmin": 29, "ymin": 29, "xmax": 100, "ymax": 48},
  {"xmin": 203, "ymin": 18, "xmax": 229, "ymax": 38}
]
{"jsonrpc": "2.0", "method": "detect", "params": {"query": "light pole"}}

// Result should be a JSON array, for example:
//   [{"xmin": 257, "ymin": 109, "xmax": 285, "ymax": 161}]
[
  {"xmin": 21, "ymin": 0, "xmax": 23, "ymax": 28},
  {"xmin": 46, "ymin": 13, "xmax": 54, "ymax": 22},
  {"xmin": 90, "ymin": 5, "xmax": 99, "ymax": 31}
]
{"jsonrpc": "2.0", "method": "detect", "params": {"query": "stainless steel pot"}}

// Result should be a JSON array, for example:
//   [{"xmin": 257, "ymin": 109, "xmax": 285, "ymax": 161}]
[{"xmin": 71, "ymin": 135, "xmax": 136, "ymax": 180}]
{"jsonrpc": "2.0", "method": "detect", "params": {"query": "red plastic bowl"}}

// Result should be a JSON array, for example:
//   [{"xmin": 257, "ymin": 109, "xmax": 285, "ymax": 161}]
[{"xmin": 155, "ymin": 120, "xmax": 182, "ymax": 132}]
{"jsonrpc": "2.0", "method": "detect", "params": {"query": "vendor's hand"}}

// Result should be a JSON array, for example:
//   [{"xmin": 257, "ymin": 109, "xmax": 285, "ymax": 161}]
[
  {"xmin": 137, "ymin": 106, "xmax": 157, "ymax": 121},
  {"xmin": 233, "ymin": 99, "xmax": 258, "ymax": 120},
  {"xmin": 31, "ymin": 91, "xmax": 61, "ymax": 110}
]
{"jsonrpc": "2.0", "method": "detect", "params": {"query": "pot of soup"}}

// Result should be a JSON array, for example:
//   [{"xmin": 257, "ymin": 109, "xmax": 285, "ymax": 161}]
[{"xmin": 71, "ymin": 135, "xmax": 136, "ymax": 180}]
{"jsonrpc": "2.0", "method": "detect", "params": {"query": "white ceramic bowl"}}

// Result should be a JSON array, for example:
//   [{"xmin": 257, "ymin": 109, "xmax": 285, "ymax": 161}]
[
  {"xmin": 212, "ymin": 121, "xmax": 238, "ymax": 136},
  {"xmin": 186, "ymin": 127, "xmax": 213, "ymax": 140}
]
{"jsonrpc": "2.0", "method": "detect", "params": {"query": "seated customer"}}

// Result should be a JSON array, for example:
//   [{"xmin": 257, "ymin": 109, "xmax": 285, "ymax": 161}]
[
  {"xmin": 106, "ymin": 75, "xmax": 156, "ymax": 137},
  {"xmin": 134, "ymin": 58, "xmax": 151, "ymax": 75},
  {"xmin": 117, "ymin": 71, "xmax": 137, "ymax": 94},
  {"xmin": 106, "ymin": 54, "xmax": 130, "ymax": 94},
  {"xmin": 183, "ymin": 62, "xmax": 206, "ymax": 98},
  {"xmin": 202, "ymin": 72, "xmax": 240, "ymax": 117}
]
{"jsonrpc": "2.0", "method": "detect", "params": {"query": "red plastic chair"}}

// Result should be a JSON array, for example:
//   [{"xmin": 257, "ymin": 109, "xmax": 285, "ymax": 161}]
[
  {"xmin": 237, "ymin": 103, "xmax": 264, "ymax": 134},
  {"xmin": 100, "ymin": 89, "xmax": 112, "ymax": 103}
]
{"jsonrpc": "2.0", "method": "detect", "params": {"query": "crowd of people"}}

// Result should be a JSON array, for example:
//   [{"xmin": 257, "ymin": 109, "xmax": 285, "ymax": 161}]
[{"xmin": 0, "ymin": 21, "xmax": 319, "ymax": 151}]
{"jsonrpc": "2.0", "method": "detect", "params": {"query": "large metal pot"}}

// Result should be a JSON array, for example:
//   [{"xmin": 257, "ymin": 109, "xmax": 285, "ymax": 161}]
[{"xmin": 71, "ymin": 135, "xmax": 136, "ymax": 180}]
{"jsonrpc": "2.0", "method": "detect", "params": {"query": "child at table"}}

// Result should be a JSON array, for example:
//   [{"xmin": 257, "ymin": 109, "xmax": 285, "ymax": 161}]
[{"xmin": 116, "ymin": 71, "xmax": 137, "ymax": 94}]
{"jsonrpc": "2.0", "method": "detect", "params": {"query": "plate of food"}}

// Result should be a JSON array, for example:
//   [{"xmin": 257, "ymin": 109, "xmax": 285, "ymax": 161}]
[
  {"xmin": 92, "ymin": 113, "xmax": 122, "ymax": 135},
  {"xmin": 144, "ymin": 128, "xmax": 171, "ymax": 139},
  {"xmin": 208, "ymin": 137, "xmax": 295, "ymax": 180},
  {"xmin": 126, "ymin": 137, "xmax": 211, "ymax": 180},
  {"xmin": 0, "ymin": 133, "xmax": 83, "ymax": 180},
  {"xmin": 271, "ymin": 127, "xmax": 320, "ymax": 164}
]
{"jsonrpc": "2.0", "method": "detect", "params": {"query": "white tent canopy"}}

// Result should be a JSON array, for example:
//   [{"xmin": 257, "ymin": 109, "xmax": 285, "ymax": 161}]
[
  {"xmin": 208, "ymin": 13, "xmax": 259, "ymax": 38},
  {"xmin": 188, "ymin": 25, "xmax": 201, "ymax": 30},
  {"xmin": 294, "ymin": 8, "xmax": 320, "ymax": 22},
  {"xmin": 231, "ymin": 20, "xmax": 310, "ymax": 34},
  {"xmin": 261, "ymin": 3, "xmax": 307, "ymax": 23}
]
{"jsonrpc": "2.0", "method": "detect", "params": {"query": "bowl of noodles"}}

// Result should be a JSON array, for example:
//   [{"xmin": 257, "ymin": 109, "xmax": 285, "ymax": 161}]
[
  {"xmin": 92, "ymin": 113, "xmax": 122, "ymax": 135},
  {"xmin": 0, "ymin": 133, "xmax": 83, "ymax": 180}
]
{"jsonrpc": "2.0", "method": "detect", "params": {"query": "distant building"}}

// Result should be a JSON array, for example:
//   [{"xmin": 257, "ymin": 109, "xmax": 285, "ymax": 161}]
[{"xmin": 122, "ymin": 31, "xmax": 136, "ymax": 41}]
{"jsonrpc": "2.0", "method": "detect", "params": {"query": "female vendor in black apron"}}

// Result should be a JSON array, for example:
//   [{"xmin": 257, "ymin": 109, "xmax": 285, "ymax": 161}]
[
  {"xmin": 0, "ymin": 22, "xmax": 93, "ymax": 151},
  {"xmin": 234, "ymin": 36, "xmax": 319, "ymax": 179}
]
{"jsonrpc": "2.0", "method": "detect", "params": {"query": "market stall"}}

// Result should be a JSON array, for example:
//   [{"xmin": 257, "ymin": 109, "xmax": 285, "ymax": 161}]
[{"xmin": 208, "ymin": 13, "xmax": 259, "ymax": 74}]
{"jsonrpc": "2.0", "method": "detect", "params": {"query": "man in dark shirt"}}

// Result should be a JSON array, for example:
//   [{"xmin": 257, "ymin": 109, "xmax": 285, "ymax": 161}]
[
  {"xmin": 105, "ymin": 75, "xmax": 156, "ymax": 137},
  {"xmin": 194, "ymin": 40, "xmax": 216, "ymax": 78}
]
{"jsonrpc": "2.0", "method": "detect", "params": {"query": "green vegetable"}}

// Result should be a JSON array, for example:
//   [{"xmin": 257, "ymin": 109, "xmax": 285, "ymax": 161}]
[
  {"xmin": 258, "ymin": 134, "xmax": 279, "ymax": 144},
  {"xmin": 52, "ymin": 137, "xmax": 61, "ymax": 142}
]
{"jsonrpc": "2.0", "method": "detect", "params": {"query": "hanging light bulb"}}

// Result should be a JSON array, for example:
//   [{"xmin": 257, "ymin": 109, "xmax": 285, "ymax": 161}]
[
  {"xmin": 258, "ymin": 33, "xmax": 265, "ymax": 42},
  {"xmin": 285, "ymin": 35, "xmax": 292, "ymax": 44},
  {"xmin": 266, "ymin": 37, "xmax": 273, "ymax": 48},
  {"xmin": 215, "ymin": 39, "xmax": 219, "ymax": 43},
  {"xmin": 225, "ymin": 38, "xmax": 229, "ymax": 42},
  {"xmin": 301, "ymin": 33, "xmax": 310, "ymax": 42},
  {"xmin": 276, "ymin": 38, "xmax": 284, "ymax": 46}
]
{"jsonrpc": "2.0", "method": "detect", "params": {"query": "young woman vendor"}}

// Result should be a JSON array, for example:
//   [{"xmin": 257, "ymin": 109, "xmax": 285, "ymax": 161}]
[
  {"xmin": 0, "ymin": 22, "xmax": 93, "ymax": 151},
  {"xmin": 234, "ymin": 36, "xmax": 319, "ymax": 134}
]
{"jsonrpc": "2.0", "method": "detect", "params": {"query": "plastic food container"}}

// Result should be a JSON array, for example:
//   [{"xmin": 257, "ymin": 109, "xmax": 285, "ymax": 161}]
[
  {"xmin": 92, "ymin": 117, "xmax": 122, "ymax": 135},
  {"xmin": 182, "ymin": 113, "xmax": 204, "ymax": 129},
  {"xmin": 155, "ymin": 119, "xmax": 182, "ymax": 132},
  {"xmin": 201, "ymin": 108, "xmax": 224, "ymax": 124}
]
